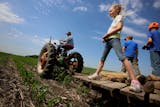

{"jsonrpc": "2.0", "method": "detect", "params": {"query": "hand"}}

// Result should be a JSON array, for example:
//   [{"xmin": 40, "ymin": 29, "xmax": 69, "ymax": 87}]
[
  {"xmin": 142, "ymin": 45, "xmax": 149, "ymax": 50},
  {"xmin": 60, "ymin": 40, "xmax": 65, "ymax": 44},
  {"xmin": 102, "ymin": 34, "xmax": 109, "ymax": 41},
  {"xmin": 142, "ymin": 45, "xmax": 146, "ymax": 50},
  {"xmin": 102, "ymin": 36, "xmax": 106, "ymax": 39},
  {"xmin": 102, "ymin": 38, "xmax": 105, "ymax": 43},
  {"xmin": 102, "ymin": 33, "xmax": 110, "ymax": 39}
]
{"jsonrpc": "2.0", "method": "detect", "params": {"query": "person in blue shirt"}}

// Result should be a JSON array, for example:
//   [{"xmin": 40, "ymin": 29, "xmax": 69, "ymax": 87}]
[
  {"xmin": 143, "ymin": 22, "xmax": 160, "ymax": 81},
  {"xmin": 121, "ymin": 36, "xmax": 141, "ymax": 76},
  {"xmin": 60, "ymin": 32, "xmax": 74, "ymax": 50}
]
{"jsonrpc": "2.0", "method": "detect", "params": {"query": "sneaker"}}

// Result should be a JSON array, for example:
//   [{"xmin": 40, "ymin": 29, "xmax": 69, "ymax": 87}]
[
  {"xmin": 129, "ymin": 80, "xmax": 142, "ymax": 93},
  {"xmin": 88, "ymin": 73, "xmax": 101, "ymax": 80}
]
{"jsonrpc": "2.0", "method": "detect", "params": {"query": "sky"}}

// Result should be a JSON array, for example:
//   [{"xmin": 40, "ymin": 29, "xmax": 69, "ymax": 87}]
[{"xmin": 0, "ymin": 0, "xmax": 160, "ymax": 76}]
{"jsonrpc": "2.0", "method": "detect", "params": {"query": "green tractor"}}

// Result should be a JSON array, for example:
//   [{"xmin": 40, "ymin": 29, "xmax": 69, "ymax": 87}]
[{"xmin": 37, "ymin": 40, "xmax": 83, "ymax": 79}]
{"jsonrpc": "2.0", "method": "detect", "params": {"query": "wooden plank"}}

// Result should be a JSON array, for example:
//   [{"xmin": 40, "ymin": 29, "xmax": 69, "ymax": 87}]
[
  {"xmin": 103, "ymin": 82, "xmax": 127, "ymax": 90},
  {"xmin": 155, "ymin": 89, "xmax": 160, "ymax": 95},
  {"xmin": 150, "ymin": 93, "xmax": 160, "ymax": 104},
  {"xmin": 120, "ymin": 87, "xmax": 160, "ymax": 104},
  {"xmin": 73, "ymin": 73, "xmax": 160, "ymax": 105},
  {"xmin": 73, "ymin": 73, "xmax": 127, "ymax": 97},
  {"xmin": 154, "ymin": 81, "xmax": 160, "ymax": 90},
  {"xmin": 73, "ymin": 74, "xmax": 127, "ymax": 90},
  {"xmin": 90, "ymin": 79, "xmax": 112, "ymax": 85},
  {"xmin": 73, "ymin": 74, "xmax": 92, "ymax": 83},
  {"xmin": 101, "ymin": 71, "xmax": 127, "ymax": 79},
  {"xmin": 120, "ymin": 86, "xmax": 145, "ymax": 100},
  {"xmin": 73, "ymin": 74, "xmax": 112, "ymax": 86},
  {"xmin": 90, "ymin": 80, "xmax": 127, "ymax": 91}
]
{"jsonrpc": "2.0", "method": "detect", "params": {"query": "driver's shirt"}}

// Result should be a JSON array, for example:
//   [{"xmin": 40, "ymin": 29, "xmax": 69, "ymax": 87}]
[{"xmin": 63, "ymin": 36, "xmax": 74, "ymax": 47}]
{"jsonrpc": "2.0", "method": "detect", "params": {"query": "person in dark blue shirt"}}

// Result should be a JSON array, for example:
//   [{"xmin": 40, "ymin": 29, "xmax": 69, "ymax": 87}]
[{"xmin": 143, "ymin": 22, "xmax": 160, "ymax": 81}]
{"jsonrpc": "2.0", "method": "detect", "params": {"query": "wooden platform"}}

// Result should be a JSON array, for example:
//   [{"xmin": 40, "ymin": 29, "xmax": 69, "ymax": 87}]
[{"xmin": 73, "ymin": 73, "xmax": 160, "ymax": 106}]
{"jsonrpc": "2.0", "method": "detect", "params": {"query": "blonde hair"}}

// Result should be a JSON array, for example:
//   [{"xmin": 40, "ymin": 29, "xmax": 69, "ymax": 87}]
[{"xmin": 110, "ymin": 4, "xmax": 124, "ymax": 15}]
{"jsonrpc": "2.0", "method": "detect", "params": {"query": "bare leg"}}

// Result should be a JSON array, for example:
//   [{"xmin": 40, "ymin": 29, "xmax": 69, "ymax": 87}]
[
  {"xmin": 95, "ymin": 61, "xmax": 104, "ymax": 75},
  {"xmin": 123, "ymin": 58, "xmax": 136, "ymax": 80},
  {"xmin": 123, "ymin": 58, "xmax": 142, "ymax": 92},
  {"xmin": 120, "ymin": 64, "xmax": 126, "ymax": 73},
  {"xmin": 88, "ymin": 61, "xmax": 104, "ymax": 79}
]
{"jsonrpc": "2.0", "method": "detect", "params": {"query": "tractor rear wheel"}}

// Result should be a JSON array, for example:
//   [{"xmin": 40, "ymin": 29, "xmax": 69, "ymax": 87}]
[{"xmin": 37, "ymin": 43, "xmax": 56, "ymax": 78}]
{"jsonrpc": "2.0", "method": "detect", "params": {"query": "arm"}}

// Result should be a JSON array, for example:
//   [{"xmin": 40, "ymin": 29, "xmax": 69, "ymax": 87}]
[
  {"xmin": 146, "ymin": 37, "xmax": 153, "ymax": 47},
  {"xmin": 142, "ymin": 37, "xmax": 152, "ymax": 50},
  {"xmin": 60, "ymin": 37, "xmax": 69, "ymax": 43},
  {"xmin": 122, "ymin": 46, "xmax": 125, "ymax": 53},
  {"xmin": 103, "ymin": 21, "xmax": 123, "ymax": 39}
]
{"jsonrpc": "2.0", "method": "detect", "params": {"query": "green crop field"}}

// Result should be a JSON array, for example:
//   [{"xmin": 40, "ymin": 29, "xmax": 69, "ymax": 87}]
[
  {"xmin": 0, "ymin": 52, "xmax": 96, "ymax": 74},
  {"xmin": 0, "ymin": 51, "xmax": 99, "ymax": 106}
]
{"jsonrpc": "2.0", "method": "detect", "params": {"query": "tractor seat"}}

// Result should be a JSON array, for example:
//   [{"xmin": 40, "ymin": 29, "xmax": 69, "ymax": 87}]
[{"xmin": 62, "ymin": 44, "xmax": 74, "ymax": 50}]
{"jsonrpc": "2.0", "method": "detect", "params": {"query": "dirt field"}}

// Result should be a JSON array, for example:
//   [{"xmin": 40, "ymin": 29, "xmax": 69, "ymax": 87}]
[
  {"xmin": 0, "ymin": 59, "xmax": 32, "ymax": 107},
  {"xmin": 0, "ymin": 57, "xmax": 93, "ymax": 107}
]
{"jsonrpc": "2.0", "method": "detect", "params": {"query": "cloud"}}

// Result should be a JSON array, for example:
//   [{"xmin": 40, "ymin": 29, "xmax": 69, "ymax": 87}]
[
  {"xmin": 92, "ymin": 36, "xmax": 101, "ymax": 41},
  {"xmin": 133, "ymin": 39, "xmax": 144, "ymax": 44},
  {"xmin": 7, "ymin": 28, "xmax": 47, "ymax": 46},
  {"xmin": 31, "ymin": 35, "xmax": 46, "ymax": 45},
  {"xmin": 73, "ymin": 6, "xmax": 88, "ymax": 12},
  {"xmin": 0, "ymin": 3, "xmax": 24, "ymax": 24},
  {"xmin": 0, "ymin": 28, "xmax": 47, "ymax": 55},
  {"xmin": 98, "ymin": 1, "xmax": 147, "ymax": 26},
  {"xmin": 35, "ymin": 0, "xmax": 84, "ymax": 15},
  {"xmin": 123, "ymin": 26, "xmax": 147, "ymax": 38},
  {"xmin": 41, "ymin": 0, "xmax": 82, "ymax": 7},
  {"xmin": 41, "ymin": 0, "xmax": 63, "ymax": 7},
  {"xmin": 119, "ymin": 0, "xmax": 143, "ymax": 12},
  {"xmin": 126, "ymin": 13, "xmax": 149, "ymax": 25},
  {"xmin": 153, "ymin": 0, "xmax": 160, "ymax": 8},
  {"xmin": 99, "ymin": 4, "xmax": 110, "ymax": 12},
  {"xmin": 68, "ymin": 0, "xmax": 82, "ymax": 4},
  {"xmin": 117, "ymin": 0, "xmax": 149, "ymax": 26},
  {"xmin": 130, "ymin": 0, "xmax": 143, "ymax": 12}
]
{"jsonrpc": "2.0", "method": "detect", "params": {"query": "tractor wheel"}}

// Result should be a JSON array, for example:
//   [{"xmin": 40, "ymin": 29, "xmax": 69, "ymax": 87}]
[
  {"xmin": 37, "ymin": 43, "xmax": 56, "ymax": 78},
  {"xmin": 67, "ymin": 52, "xmax": 83, "ymax": 73}
]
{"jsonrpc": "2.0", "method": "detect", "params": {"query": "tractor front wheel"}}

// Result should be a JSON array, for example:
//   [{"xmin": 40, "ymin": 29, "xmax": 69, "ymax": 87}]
[{"xmin": 67, "ymin": 52, "xmax": 83, "ymax": 73}]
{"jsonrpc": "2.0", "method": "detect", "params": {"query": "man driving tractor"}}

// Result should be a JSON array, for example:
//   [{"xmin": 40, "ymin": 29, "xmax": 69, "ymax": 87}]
[{"xmin": 40, "ymin": 32, "xmax": 74, "ymax": 69}]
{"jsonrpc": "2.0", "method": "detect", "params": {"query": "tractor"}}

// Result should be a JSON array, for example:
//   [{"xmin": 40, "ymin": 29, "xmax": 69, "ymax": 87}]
[{"xmin": 37, "ymin": 39, "xmax": 83, "ymax": 79}]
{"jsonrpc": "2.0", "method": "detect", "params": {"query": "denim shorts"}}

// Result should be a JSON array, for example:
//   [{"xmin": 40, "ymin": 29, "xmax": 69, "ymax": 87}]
[{"xmin": 101, "ymin": 38, "xmax": 126, "ymax": 62}]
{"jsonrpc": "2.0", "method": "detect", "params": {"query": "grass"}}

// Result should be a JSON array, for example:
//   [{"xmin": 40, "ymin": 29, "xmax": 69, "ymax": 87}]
[
  {"xmin": 0, "ymin": 52, "xmax": 96, "ymax": 74},
  {"xmin": 0, "ymin": 52, "xmax": 11, "ymax": 65},
  {"xmin": 82, "ymin": 67, "xmax": 96, "ymax": 74},
  {"xmin": 82, "ymin": 66, "xmax": 116, "ymax": 75},
  {"xmin": 0, "ymin": 52, "xmax": 50, "ymax": 106}
]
